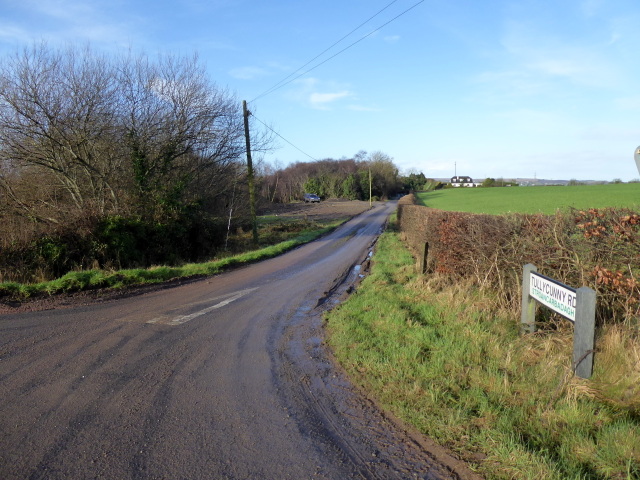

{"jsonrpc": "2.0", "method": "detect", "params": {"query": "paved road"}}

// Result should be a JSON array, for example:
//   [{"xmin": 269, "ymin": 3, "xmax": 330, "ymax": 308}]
[{"xmin": 0, "ymin": 202, "xmax": 476, "ymax": 479}]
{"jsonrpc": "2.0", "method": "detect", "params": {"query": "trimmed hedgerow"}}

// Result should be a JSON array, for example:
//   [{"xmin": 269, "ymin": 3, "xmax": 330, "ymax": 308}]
[{"xmin": 397, "ymin": 194, "xmax": 640, "ymax": 325}]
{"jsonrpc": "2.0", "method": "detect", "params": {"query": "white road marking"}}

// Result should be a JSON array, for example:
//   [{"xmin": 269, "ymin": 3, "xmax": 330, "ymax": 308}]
[{"xmin": 147, "ymin": 287, "xmax": 258, "ymax": 325}]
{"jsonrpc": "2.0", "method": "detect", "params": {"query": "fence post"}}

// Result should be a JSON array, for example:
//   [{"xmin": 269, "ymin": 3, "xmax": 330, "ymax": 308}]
[
  {"xmin": 521, "ymin": 264, "xmax": 537, "ymax": 333},
  {"xmin": 417, "ymin": 242, "xmax": 429, "ymax": 274},
  {"xmin": 574, "ymin": 286, "xmax": 596, "ymax": 379}
]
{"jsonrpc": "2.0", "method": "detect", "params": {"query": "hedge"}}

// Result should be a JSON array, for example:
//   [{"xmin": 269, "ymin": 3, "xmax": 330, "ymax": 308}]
[{"xmin": 397, "ymin": 194, "xmax": 640, "ymax": 325}]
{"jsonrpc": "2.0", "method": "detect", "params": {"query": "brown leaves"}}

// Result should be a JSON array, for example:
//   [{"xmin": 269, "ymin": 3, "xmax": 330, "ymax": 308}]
[
  {"xmin": 592, "ymin": 266, "xmax": 639, "ymax": 304},
  {"xmin": 575, "ymin": 208, "xmax": 640, "ymax": 241}
]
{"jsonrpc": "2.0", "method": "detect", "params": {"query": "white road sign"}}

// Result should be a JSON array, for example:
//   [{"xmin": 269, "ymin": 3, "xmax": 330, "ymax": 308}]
[{"xmin": 530, "ymin": 272, "xmax": 577, "ymax": 321}]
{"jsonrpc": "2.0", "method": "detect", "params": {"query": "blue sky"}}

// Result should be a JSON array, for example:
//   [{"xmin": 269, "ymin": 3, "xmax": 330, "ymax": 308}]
[{"xmin": 1, "ymin": 0, "xmax": 639, "ymax": 181}]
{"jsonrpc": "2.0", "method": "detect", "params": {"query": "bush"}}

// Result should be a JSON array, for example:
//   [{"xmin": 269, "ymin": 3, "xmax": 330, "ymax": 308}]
[{"xmin": 0, "ymin": 213, "xmax": 233, "ymax": 283}]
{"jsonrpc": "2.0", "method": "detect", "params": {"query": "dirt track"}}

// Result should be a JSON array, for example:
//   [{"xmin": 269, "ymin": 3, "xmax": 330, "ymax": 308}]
[{"xmin": 259, "ymin": 198, "xmax": 376, "ymax": 221}]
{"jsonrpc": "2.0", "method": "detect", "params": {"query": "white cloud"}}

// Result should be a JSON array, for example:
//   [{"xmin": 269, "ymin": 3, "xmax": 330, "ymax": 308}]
[
  {"xmin": 384, "ymin": 35, "xmax": 400, "ymax": 43},
  {"xmin": 287, "ymin": 77, "xmax": 354, "ymax": 110},
  {"xmin": 309, "ymin": 91, "xmax": 351, "ymax": 109}
]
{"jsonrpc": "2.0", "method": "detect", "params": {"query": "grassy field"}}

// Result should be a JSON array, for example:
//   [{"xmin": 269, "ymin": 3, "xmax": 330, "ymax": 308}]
[
  {"xmin": 416, "ymin": 183, "xmax": 640, "ymax": 215},
  {"xmin": 326, "ymin": 219, "xmax": 640, "ymax": 479}
]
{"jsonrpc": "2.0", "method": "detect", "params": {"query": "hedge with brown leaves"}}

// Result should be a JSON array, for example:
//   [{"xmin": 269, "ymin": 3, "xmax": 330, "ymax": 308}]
[{"xmin": 397, "ymin": 195, "xmax": 640, "ymax": 325}]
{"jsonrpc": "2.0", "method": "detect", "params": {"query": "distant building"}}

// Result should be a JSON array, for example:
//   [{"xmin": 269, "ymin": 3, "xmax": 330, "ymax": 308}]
[{"xmin": 450, "ymin": 176, "xmax": 477, "ymax": 187}]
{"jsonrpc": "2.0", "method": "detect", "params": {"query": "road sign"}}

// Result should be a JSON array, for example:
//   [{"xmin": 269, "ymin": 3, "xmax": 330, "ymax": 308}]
[
  {"xmin": 521, "ymin": 264, "xmax": 596, "ymax": 378},
  {"xmin": 530, "ymin": 271, "xmax": 577, "ymax": 321},
  {"xmin": 635, "ymin": 145, "xmax": 640, "ymax": 176}
]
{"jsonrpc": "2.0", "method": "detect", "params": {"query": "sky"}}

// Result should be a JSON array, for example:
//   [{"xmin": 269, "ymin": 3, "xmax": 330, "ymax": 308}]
[{"xmin": 1, "ymin": 0, "xmax": 640, "ymax": 181}]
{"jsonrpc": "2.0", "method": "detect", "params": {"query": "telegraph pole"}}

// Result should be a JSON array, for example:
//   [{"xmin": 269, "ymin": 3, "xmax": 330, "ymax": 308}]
[
  {"xmin": 243, "ymin": 100, "xmax": 258, "ymax": 245},
  {"xmin": 369, "ymin": 167, "xmax": 372, "ymax": 207}
]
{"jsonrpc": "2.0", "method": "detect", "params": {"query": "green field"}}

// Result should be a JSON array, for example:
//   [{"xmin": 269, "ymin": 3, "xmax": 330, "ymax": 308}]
[{"xmin": 416, "ymin": 183, "xmax": 640, "ymax": 214}]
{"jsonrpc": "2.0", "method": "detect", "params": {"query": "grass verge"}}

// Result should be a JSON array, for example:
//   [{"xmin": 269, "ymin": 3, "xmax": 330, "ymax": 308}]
[
  {"xmin": 0, "ymin": 219, "xmax": 344, "ymax": 300},
  {"xmin": 326, "ymin": 217, "xmax": 640, "ymax": 479}
]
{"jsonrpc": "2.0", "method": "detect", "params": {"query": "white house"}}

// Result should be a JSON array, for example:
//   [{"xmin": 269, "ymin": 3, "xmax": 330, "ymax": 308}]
[{"xmin": 450, "ymin": 176, "xmax": 477, "ymax": 187}]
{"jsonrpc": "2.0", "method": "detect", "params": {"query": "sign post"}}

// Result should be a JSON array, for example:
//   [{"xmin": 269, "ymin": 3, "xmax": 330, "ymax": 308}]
[
  {"xmin": 520, "ymin": 264, "xmax": 538, "ymax": 334},
  {"xmin": 521, "ymin": 264, "xmax": 596, "ymax": 378}
]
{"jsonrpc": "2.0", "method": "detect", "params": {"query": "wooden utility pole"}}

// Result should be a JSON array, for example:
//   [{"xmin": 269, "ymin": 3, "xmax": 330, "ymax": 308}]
[
  {"xmin": 369, "ymin": 167, "xmax": 372, "ymax": 207},
  {"xmin": 243, "ymin": 100, "xmax": 258, "ymax": 245}
]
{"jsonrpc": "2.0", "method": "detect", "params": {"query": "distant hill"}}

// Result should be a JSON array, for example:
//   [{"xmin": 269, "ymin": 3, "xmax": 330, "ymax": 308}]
[{"xmin": 433, "ymin": 178, "xmax": 614, "ymax": 186}]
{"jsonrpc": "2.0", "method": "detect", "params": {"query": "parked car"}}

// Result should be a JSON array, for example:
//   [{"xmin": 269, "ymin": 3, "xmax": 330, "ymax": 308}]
[{"xmin": 303, "ymin": 193, "xmax": 321, "ymax": 203}]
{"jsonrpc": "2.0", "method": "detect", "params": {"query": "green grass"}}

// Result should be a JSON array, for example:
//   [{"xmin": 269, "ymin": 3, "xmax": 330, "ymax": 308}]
[
  {"xmin": 0, "ymin": 219, "xmax": 344, "ymax": 300},
  {"xmin": 416, "ymin": 183, "xmax": 640, "ymax": 215},
  {"xmin": 326, "ymin": 219, "xmax": 640, "ymax": 479}
]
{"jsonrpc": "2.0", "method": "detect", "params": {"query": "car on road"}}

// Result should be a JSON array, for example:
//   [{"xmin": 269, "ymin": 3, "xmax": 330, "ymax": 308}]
[{"xmin": 303, "ymin": 193, "xmax": 321, "ymax": 203}]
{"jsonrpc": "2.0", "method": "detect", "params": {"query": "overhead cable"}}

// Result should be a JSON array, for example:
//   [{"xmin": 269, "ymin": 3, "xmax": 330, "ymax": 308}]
[
  {"xmin": 251, "ymin": 0, "xmax": 425, "ymax": 102},
  {"xmin": 251, "ymin": 0, "xmax": 401, "ymax": 103},
  {"xmin": 250, "ymin": 113, "xmax": 319, "ymax": 162}
]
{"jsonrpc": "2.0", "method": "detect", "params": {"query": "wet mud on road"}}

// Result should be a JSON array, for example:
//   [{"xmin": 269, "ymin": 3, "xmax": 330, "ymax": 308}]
[{"xmin": 270, "ymin": 253, "xmax": 481, "ymax": 479}]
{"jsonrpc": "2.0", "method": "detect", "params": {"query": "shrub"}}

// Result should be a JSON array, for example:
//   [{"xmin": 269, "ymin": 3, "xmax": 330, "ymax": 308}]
[{"xmin": 0, "ymin": 213, "xmax": 233, "ymax": 283}]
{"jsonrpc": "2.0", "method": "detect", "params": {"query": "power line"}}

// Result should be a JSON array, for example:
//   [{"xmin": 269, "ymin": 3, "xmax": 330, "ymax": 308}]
[
  {"xmin": 250, "ymin": 113, "xmax": 319, "ymax": 162},
  {"xmin": 251, "ymin": 0, "xmax": 424, "ymax": 103},
  {"xmin": 251, "ymin": 0, "xmax": 401, "ymax": 103}
]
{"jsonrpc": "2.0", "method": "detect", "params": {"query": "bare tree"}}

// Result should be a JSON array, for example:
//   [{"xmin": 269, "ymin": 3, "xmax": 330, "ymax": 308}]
[
  {"xmin": 117, "ymin": 52, "xmax": 248, "ymax": 219},
  {"xmin": 0, "ymin": 43, "xmax": 122, "ymax": 221},
  {"xmin": 0, "ymin": 44, "xmax": 262, "ymax": 225}
]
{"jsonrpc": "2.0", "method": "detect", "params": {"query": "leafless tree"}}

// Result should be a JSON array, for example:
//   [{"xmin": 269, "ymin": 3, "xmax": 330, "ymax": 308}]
[
  {"xmin": 116, "ymin": 52, "xmax": 249, "ymax": 219},
  {"xmin": 0, "ymin": 44, "xmax": 122, "ymax": 222},
  {"xmin": 0, "ymin": 44, "xmax": 266, "ymax": 226}
]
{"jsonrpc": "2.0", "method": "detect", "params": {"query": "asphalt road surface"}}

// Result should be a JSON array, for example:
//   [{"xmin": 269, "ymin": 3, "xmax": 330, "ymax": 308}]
[{"xmin": 0, "ymin": 202, "xmax": 479, "ymax": 480}]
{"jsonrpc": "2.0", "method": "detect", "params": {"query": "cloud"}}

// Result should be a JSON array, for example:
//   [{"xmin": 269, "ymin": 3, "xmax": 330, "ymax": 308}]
[
  {"xmin": 309, "ymin": 91, "xmax": 351, "ymax": 109},
  {"xmin": 286, "ymin": 77, "xmax": 354, "ymax": 110},
  {"xmin": 384, "ymin": 35, "xmax": 400, "ymax": 43}
]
